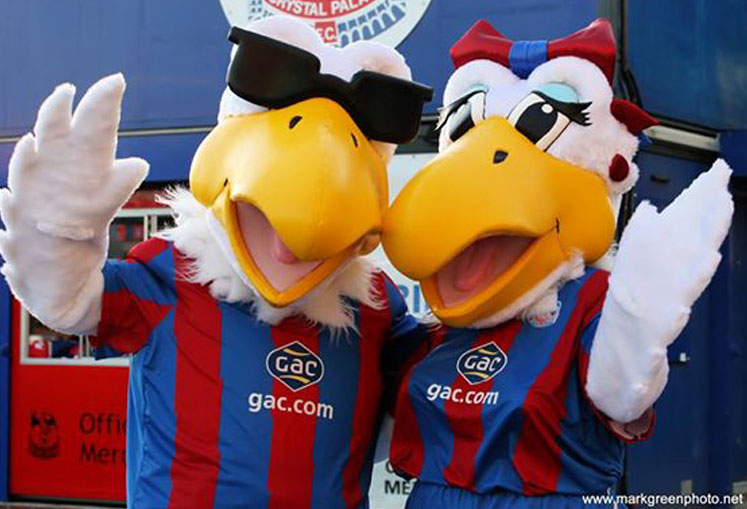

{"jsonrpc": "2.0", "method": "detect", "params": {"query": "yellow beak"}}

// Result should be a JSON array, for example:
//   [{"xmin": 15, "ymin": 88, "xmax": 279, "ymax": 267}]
[
  {"xmin": 382, "ymin": 117, "xmax": 615, "ymax": 326},
  {"xmin": 190, "ymin": 98, "xmax": 387, "ymax": 306}
]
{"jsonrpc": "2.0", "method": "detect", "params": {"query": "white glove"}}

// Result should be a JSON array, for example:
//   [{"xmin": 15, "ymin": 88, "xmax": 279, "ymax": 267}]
[
  {"xmin": 586, "ymin": 159, "xmax": 734, "ymax": 423},
  {"xmin": 0, "ymin": 74, "xmax": 148, "ymax": 334}
]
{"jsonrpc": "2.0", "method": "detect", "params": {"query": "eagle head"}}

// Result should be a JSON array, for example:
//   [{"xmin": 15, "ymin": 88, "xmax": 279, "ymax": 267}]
[
  {"xmin": 183, "ymin": 15, "xmax": 431, "ymax": 312},
  {"xmin": 382, "ymin": 18, "xmax": 656, "ymax": 327}
]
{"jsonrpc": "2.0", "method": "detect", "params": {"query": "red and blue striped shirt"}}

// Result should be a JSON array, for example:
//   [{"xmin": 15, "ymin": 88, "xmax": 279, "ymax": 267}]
[
  {"xmin": 390, "ymin": 269, "xmax": 654, "ymax": 500},
  {"xmin": 91, "ymin": 238, "xmax": 421, "ymax": 508}
]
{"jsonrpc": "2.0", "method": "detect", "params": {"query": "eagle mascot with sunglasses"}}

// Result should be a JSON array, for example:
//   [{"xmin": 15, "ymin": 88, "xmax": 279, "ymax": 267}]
[
  {"xmin": 381, "ymin": 19, "xmax": 734, "ymax": 509},
  {"xmin": 0, "ymin": 16, "xmax": 432, "ymax": 508}
]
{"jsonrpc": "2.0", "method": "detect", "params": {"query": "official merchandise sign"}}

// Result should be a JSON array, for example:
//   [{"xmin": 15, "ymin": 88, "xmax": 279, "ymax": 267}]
[
  {"xmin": 12, "ymin": 376, "xmax": 128, "ymax": 501},
  {"xmin": 219, "ymin": 0, "xmax": 433, "ymax": 47},
  {"xmin": 10, "ymin": 305, "xmax": 128, "ymax": 502}
]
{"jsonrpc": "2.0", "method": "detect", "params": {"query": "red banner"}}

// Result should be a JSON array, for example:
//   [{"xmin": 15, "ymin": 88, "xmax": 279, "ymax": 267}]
[{"xmin": 10, "ymin": 304, "xmax": 128, "ymax": 502}]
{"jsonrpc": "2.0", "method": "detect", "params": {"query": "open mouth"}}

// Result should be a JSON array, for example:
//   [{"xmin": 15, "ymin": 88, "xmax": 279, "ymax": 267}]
[
  {"xmin": 235, "ymin": 202, "xmax": 324, "ymax": 292},
  {"xmin": 435, "ymin": 234, "xmax": 536, "ymax": 308}
]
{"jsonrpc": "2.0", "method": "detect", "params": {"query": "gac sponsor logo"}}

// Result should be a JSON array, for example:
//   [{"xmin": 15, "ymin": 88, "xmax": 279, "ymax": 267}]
[
  {"xmin": 248, "ymin": 393, "xmax": 335, "ymax": 420},
  {"xmin": 266, "ymin": 341, "xmax": 324, "ymax": 391},
  {"xmin": 425, "ymin": 383, "xmax": 500, "ymax": 406},
  {"xmin": 457, "ymin": 341, "xmax": 507, "ymax": 385}
]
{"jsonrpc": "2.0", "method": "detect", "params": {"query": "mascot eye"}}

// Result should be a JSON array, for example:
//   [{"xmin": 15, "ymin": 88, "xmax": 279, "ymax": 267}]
[
  {"xmin": 507, "ymin": 91, "xmax": 591, "ymax": 151},
  {"xmin": 437, "ymin": 87, "xmax": 487, "ymax": 143}
]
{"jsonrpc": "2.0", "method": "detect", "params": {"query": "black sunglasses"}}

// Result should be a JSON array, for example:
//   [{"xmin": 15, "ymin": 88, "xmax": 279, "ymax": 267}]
[{"xmin": 227, "ymin": 26, "xmax": 433, "ymax": 144}]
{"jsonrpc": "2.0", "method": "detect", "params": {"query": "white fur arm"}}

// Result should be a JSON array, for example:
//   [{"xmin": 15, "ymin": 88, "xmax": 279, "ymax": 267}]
[
  {"xmin": 0, "ymin": 74, "xmax": 148, "ymax": 335},
  {"xmin": 586, "ymin": 159, "xmax": 733, "ymax": 423}
]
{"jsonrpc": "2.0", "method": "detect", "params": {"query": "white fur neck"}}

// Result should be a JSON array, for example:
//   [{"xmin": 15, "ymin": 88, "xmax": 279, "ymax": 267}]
[{"xmin": 157, "ymin": 188, "xmax": 381, "ymax": 329}]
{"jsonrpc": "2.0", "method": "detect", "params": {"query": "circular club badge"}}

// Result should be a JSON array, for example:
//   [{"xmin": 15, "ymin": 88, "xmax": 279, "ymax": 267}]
[{"xmin": 219, "ymin": 0, "xmax": 433, "ymax": 47}]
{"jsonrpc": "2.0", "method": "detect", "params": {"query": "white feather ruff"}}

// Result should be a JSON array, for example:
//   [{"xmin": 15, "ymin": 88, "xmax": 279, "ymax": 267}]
[{"xmin": 157, "ymin": 188, "xmax": 382, "ymax": 329}]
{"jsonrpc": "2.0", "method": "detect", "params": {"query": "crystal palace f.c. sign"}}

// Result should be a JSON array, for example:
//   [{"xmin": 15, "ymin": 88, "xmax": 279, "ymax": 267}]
[{"xmin": 219, "ymin": 0, "xmax": 433, "ymax": 47}]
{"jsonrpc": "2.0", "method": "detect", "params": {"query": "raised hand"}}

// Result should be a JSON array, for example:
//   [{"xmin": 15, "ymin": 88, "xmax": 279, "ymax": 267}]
[
  {"xmin": 587, "ymin": 160, "xmax": 733, "ymax": 423},
  {"xmin": 609, "ymin": 159, "xmax": 732, "ymax": 341},
  {"xmin": 0, "ymin": 74, "xmax": 148, "ymax": 333}
]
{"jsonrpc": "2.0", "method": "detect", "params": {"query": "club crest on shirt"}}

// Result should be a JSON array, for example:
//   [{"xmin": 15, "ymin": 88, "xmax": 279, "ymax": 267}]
[
  {"xmin": 456, "ymin": 341, "xmax": 507, "ymax": 385},
  {"xmin": 266, "ymin": 341, "xmax": 325, "ymax": 391},
  {"xmin": 526, "ymin": 300, "xmax": 562, "ymax": 328}
]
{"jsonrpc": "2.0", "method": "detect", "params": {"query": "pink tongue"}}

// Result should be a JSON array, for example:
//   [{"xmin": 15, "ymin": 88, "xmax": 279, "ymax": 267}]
[
  {"xmin": 437, "ymin": 235, "xmax": 535, "ymax": 308},
  {"xmin": 271, "ymin": 232, "xmax": 300, "ymax": 264},
  {"xmin": 454, "ymin": 237, "xmax": 502, "ymax": 291}
]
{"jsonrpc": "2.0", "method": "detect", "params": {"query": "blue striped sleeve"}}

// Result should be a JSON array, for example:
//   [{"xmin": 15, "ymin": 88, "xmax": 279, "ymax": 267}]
[
  {"xmin": 380, "ymin": 274, "xmax": 429, "ymax": 410},
  {"xmin": 92, "ymin": 240, "xmax": 176, "ymax": 359}
]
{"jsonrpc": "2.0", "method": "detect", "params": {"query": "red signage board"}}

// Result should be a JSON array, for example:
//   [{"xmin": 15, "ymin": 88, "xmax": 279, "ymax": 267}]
[{"xmin": 9, "ymin": 302, "xmax": 128, "ymax": 502}]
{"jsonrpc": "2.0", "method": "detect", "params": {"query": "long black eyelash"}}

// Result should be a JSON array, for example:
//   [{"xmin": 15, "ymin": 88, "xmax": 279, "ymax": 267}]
[
  {"xmin": 535, "ymin": 91, "xmax": 592, "ymax": 126},
  {"xmin": 436, "ymin": 88, "xmax": 486, "ymax": 131}
]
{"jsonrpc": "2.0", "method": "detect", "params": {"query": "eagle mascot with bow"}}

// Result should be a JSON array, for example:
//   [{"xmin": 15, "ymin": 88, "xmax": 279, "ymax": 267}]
[{"xmin": 382, "ymin": 19, "xmax": 733, "ymax": 509}]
